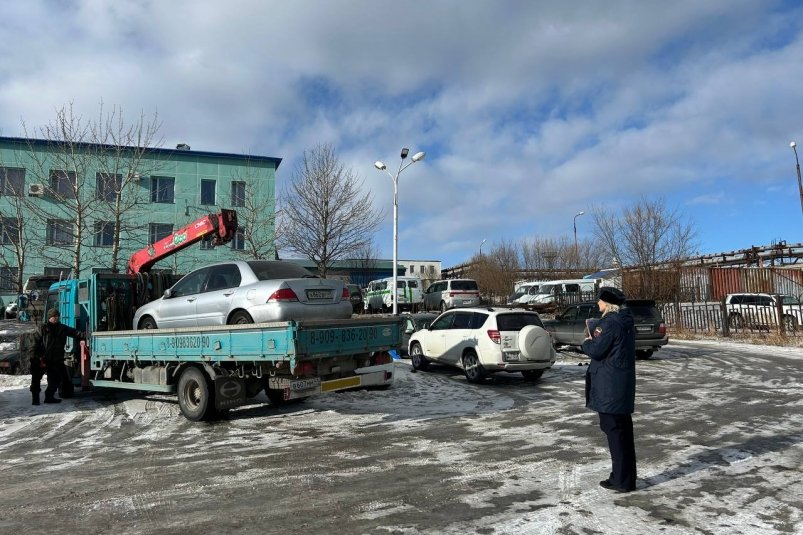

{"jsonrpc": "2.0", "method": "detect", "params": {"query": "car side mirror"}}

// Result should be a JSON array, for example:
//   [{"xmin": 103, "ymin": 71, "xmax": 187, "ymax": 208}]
[
  {"xmin": 163, "ymin": 289, "xmax": 172, "ymax": 298},
  {"xmin": 405, "ymin": 327, "xmax": 414, "ymax": 334}
]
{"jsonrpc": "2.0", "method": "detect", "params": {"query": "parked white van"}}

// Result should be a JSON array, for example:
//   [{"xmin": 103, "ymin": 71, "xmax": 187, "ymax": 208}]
[
  {"xmin": 528, "ymin": 279, "xmax": 600, "ymax": 307},
  {"xmin": 510, "ymin": 281, "xmax": 549, "ymax": 305},
  {"xmin": 365, "ymin": 276, "xmax": 424, "ymax": 313}
]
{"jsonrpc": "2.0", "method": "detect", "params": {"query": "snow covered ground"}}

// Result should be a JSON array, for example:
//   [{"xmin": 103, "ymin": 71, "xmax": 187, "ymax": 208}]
[{"xmin": 0, "ymin": 339, "xmax": 801, "ymax": 534}]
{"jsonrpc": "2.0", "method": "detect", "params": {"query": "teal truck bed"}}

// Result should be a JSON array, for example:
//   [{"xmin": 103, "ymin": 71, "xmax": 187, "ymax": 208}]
[{"xmin": 84, "ymin": 316, "xmax": 401, "ymax": 420}]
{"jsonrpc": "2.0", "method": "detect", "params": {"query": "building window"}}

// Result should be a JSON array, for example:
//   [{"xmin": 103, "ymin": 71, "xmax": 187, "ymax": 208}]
[
  {"xmin": 149, "ymin": 223, "xmax": 173, "ymax": 244},
  {"xmin": 231, "ymin": 181, "xmax": 245, "ymax": 207},
  {"xmin": 94, "ymin": 221, "xmax": 115, "ymax": 247},
  {"xmin": 0, "ymin": 217, "xmax": 20, "ymax": 245},
  {"xmin": 44, "ymin": 266, "xmax": 70, "ymax": 279},
  {"xmin": 96, "ymin": 173, "xmax": 122, "ymax": 201},
  {"xmin": 150, "ymin": 176, "xmax": 175, "ymax": 203},
  {"xmin": 420, "ymin": 265, "xmax": 424, "ymax": 274},
  {"xmin": 0, "ymin": 167, "xmax": 25, "ymax": 197},
  {"xmin": 0, "ymin": 267, "xmax": 19, "ymax": 291},
  {"xmin": 46, "ymin": 219, "xmax": 74, "ymax": 245},
  {"xmin": 49, "ymin": 170, "xmax": 77, "ymax": 199},
  {"xmin": 231, "ymin": 227, "xmax": 245, "ymax": 250},
  {"xmin": 410, "ymin": 265, "xmax": 415, "ymax": 274},
  {"xmin": 201, "ymin": 179, "xmax": 216, "ymax": 205}
]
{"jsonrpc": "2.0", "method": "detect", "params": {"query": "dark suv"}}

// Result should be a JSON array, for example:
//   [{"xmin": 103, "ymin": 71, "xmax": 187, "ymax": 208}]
[
  {"xmin": 346, "ymin": 284, "xmax": 364, "ymax": 314},
  {"xmin": 542, "ymin": 299, "xmax": 668, "ymax": 359}
]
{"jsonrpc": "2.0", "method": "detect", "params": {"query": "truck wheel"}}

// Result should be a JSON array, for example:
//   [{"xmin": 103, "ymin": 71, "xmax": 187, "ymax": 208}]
[
  {"xmin": 462, "ymin": 350, "xmax": 486, "ymax": 383},
  {"xmin": 177, "ymin": 367, "xmax": 215, "ymax": 421},
  {"xmin": 228, "ymin": 311, "xmax": 253, "ymax": 325},
  {"xmin": 521, "ymin": 369, "xmax": 544, "ymax": 381},
  {"xmin": 410, "ymin": 343, "xmax": 429, "ymax": 371},
  {"xmin": 140, "ymin": 316, "xmax": 158, "ymax": 329}
]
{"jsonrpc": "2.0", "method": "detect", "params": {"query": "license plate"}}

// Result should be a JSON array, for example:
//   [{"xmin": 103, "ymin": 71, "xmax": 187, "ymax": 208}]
[
  {"xmin": 636, "ymin": 326, "xmax": 653, "ymax": 333},
  {"xmin": 505, "ymin": 351, "xmax": 521, "ymax": 361},
  {"xmin": 306, "ymin": 289, "xmax": 333, "ymax": 300},
  {"xmin": 290, "ymin": 377, "xmax": 321, "ymax": 391}
]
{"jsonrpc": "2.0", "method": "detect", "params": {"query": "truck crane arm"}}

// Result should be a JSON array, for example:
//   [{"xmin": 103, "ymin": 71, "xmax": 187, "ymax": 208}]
[{"xmin": 127, "ymin": 209, "xmax": 238, "ymax": 274}]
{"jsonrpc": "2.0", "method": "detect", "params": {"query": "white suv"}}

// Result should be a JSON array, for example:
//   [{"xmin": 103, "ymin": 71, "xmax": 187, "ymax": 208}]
[
  {"xmin": 725, "ymin": 293, "xmax": 802, "ymax": 333},
  {"xmin": 408, "ymin": 307, "xmax": 556, "ymax": 383}
]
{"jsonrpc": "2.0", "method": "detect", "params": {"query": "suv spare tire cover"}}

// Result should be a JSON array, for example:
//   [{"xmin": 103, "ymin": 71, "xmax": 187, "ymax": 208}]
[{"xmin": 518, "ymin": 325, "xmax": 551, "ymax": 360}]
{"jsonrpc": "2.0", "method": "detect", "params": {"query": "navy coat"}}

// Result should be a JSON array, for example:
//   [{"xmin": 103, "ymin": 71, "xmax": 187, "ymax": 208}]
[
  {"xmin": 38, "ymin": 321, "xmax": 84, "ymax": 365},
  {"xmin": 581, "ymin": 309, "xmax": 636, "ymax": 414}
]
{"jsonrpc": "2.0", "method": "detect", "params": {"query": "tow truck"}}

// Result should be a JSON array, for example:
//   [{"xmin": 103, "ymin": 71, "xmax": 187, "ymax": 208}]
[{"xmin": 45, "ymin": 209, "xmax": 400, "ymax": 420}]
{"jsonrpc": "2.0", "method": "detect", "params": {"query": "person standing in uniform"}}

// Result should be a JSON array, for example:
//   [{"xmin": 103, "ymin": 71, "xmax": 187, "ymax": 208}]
[
  {"xmin": 582, "ymin": 287, "xmax": 637, "ymax": 493},
  {"xmin": 29, "ymin": 308, "xmax": 84, "ymax": 405}
]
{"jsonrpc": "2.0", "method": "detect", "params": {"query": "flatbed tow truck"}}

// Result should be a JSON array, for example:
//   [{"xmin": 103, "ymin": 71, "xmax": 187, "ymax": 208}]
[{"xmin": 45, "ymin": 209, "xmax": 400, "ymax": 420}]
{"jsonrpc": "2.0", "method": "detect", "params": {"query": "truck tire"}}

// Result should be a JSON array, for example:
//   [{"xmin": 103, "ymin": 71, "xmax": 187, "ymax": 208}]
[{"xmin": 177, "ymin": 367, "xmax": 215, "ymax": 421}]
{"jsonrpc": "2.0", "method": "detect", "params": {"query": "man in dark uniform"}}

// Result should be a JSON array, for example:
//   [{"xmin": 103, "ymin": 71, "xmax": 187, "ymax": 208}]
[
  {"xmin": 29, "ymin": 307, "xmax": 85, "ymax": 405},
  {"xmin": 581, "ymin": 287, "xmax": 637, "ymax": 493}
]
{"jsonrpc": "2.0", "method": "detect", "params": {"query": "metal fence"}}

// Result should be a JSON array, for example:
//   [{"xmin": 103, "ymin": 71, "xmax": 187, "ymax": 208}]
[{"xmin": 658, "ymin": 299, "xmax": 803, "ymax": 338}]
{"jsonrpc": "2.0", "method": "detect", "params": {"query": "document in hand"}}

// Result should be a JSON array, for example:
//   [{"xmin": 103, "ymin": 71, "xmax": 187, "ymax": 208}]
[{"xmin": 585, "ymin": 318, "xmax": 600, "ymax": 338}]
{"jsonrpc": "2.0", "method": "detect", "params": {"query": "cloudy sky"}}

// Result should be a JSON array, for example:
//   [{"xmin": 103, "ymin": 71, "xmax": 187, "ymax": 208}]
[{"xmin": 1, "ymin": 0, "xmax": 801, "ymax": 268}]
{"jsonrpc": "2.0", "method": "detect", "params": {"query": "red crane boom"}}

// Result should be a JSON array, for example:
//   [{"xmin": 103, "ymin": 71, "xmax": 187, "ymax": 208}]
[{"xmin": 127, "ymin": 209, "xmax": 238, "ymax": 274}]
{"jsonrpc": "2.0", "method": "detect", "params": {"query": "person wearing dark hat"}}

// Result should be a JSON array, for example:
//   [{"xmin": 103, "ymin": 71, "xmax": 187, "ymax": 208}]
[
  {"xmin": 29, "ymin": 307, "xmax": 85, "ymax": 405},
  {"xmin": 582, "ymin": 286, "xmax": 637, "ymax": 493}
]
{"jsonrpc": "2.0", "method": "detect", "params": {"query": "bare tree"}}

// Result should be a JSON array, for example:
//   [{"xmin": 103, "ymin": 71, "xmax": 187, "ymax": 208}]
[
  {"xmin": 592, "ymin": 196, "xmax": 697, "ymax": 297},
  {"xmin": 20, "ymin": 103, "xmax": 162, "ymax": 276},
  {"xmin": 225, "ymin": 159, "xmax": 279, "ymax": 260},
  {"xmin": 0, "ymin": 165, "xmax": 41, "ymax": 291},
  {"xmin": 467, "ymin": 240, "xmax": 520, "ymax": 303},
  {"xmin": 278, "ymin": 144, "xmax": 383, "ymax": 278},
  {"xmin": 352, "ymin": 239, "xmax": 381, "ymax": 287}
]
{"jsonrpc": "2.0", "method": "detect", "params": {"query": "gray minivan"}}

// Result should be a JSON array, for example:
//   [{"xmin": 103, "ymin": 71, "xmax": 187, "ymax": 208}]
[{"xmin": 423, "ymin": 279, "xmax": 480, "ymax": 312}]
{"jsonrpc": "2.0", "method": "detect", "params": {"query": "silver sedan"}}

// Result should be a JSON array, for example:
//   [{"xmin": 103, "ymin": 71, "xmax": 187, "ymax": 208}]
[{"xmin": 133, "ymin": 260, "xmax": 352, "ymax": 329}]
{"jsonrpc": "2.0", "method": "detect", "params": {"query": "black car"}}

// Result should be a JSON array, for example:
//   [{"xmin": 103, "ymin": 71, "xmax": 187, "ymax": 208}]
[
  {"xmin": 0, "ymin": 335, "xmax": 23, "ymax": 375},
  {"xmin": 346, "ymin": 284, "xmax": 364, "ymax": 314},
  {"xmin": 399, "ymin": 313, "xmax": 438, "ymax": 357},
  {"xmin": 542, "ymin": 300, "xmax": 668, "ymax": 359}
]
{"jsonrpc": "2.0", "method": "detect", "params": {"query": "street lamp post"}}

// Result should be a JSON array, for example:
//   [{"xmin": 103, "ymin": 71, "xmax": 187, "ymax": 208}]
[
  {"xmin": 479, "ymin": 238, "xmax": 486, "ymax": 257},
  {"xmin": 573, "ymin": 211, "xmax": 585, "ymax": 261},
  {"xmin": 790, "ymin": 141, "xmax": 803, "ymax": 214},
  {"xmin": 374, "ymin": 148, "xmax": 426, "ymax": 315}
]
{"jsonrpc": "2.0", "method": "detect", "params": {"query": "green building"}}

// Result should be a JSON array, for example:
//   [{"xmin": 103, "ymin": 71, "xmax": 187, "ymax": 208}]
[{"xmin": 0, "ymin": 136, "xmax": 280, "ymax": 308}]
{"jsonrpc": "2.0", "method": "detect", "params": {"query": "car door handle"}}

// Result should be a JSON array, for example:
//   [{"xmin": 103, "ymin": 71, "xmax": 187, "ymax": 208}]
[
  {"xmin": 223, "ymin": 291, "xmax": 235, "ymax": 296},
  {"xmin": 187, "ymin": 297, "xmax": 197, "ymax": 302}
]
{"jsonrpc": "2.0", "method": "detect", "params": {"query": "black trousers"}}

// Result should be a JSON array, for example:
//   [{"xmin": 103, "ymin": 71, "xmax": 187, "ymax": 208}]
[
  {"xmin": 598, "ymin": 412, "xmax": 637, "ymax": 490},
  {"xmin": 29, "ymin": 360, "xmax": 63, "ymax": 398}
]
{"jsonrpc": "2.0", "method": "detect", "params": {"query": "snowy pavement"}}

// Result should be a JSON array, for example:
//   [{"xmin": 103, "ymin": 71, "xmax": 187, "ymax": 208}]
[{"xmin": 0, "ymin": 340, "xmax": 801, "ymax": 534}]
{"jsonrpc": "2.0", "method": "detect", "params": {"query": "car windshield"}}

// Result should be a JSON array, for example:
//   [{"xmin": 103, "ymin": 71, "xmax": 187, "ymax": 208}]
[
  {"xmin": 496, "ymin": 313, "xmax": 544, "ymax": 330},
  {"xmin": 782, "ymin": 295, "xmax": 800, "ymax": 305},
  {"xmin": 537, "ymin": 284, "xmax": 555, "ymax": 294},
  {"xmin": 452, "ymin": 280, "xmax": 478, "ymax": 291},
  {"xmin": 408, "ymin": 280, "xmax": 419, "ymax": 288},
  {"xmin": 247, "ymin": 261, "xmax": 317, "ymax": 280}
]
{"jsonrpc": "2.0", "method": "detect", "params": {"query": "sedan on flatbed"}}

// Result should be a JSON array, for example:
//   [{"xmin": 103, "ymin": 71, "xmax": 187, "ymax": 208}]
[{"xmin": 133, "ymin": 260, "xmax": 352, "ymax": 329}]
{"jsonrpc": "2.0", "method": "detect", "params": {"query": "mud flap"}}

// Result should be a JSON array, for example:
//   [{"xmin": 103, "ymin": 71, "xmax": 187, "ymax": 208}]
[{"xmin": 214, "ymin": 375, "xmax": 246, "ymax": 410}]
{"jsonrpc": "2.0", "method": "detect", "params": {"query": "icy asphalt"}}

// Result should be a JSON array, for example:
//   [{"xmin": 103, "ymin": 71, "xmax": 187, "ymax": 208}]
[{"xmin": 0, "ymin": 339, "xmax": 801, "ymax": 535}]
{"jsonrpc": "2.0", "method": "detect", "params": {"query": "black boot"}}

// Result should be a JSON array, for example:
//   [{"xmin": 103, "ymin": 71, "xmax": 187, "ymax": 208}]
[
  {"xmin": 44, "ymin": 395, "xmax": 61, "ymax": 404},
  {"xmin": 32, "ymin": 392, "xmax": 40, "ymax": 406}
]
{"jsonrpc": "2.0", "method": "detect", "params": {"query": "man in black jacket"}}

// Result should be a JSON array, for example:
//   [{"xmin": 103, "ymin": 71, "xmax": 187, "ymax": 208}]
[
  {"xmin": 581, "ymin": 287, "xmax": 637, "ymax": 493},
  {"xmin": 29, "ymin": 308, "xmax": 85, "ymax": 405}
]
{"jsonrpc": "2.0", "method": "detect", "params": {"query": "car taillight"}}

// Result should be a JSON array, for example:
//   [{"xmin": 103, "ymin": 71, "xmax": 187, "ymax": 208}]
[
  {"xmin": 267, "ymin": 288, "xmax": 299, "ymax": 302},
  {"xmin": 658, "ymin": 323, "xmax": 666, "ymax": 335},
  {"xmin": 487, "ymin": 330, "xmax": 500, "ymax": 344},
  {"xmin": 342, "ymin": 287, "xmax": 350, "ymax": 299},
  {"xmin": 449, "ymin": 292, "xmax": 456, "ymax": 297}
]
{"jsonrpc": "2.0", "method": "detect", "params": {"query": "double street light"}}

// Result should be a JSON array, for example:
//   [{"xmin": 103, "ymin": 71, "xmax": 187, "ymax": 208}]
[
  {"xmin": 790, "ymin": 141, "xmax": 803, "ymax": 214},
  {"xmin": 374, "ymin": 147, "xmax": 426, "ymax": 315}
]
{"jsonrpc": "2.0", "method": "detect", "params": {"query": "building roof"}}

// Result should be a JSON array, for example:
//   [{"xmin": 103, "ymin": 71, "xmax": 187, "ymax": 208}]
[{"xmin": 0, "ymin": 136, "xmax": 282, "ymax": 168}]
